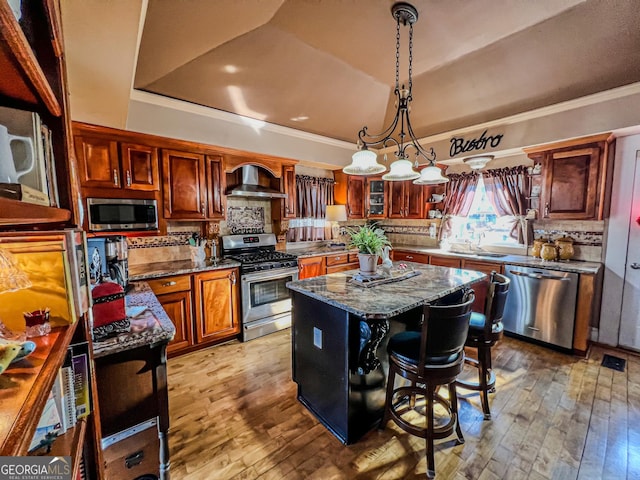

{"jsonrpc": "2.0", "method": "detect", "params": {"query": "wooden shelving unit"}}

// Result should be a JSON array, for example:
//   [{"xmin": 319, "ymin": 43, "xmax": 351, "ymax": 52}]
[
  {"xmin": 0, "ymin": 323, "xmax": 78, "ymax": 455},
  {"xmin": 0, "ymin": 197, "xmax": 71, "ymax": 225}
]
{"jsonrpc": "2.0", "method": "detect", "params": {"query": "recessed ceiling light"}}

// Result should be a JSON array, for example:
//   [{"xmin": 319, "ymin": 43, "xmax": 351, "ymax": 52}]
[
  {"xmin": 291, "ymin": 116, "xmax": 309, "ymax": 122},
  {"xmin": 223, "ymin": 65, "xmax": 238, "ymax": 74}
]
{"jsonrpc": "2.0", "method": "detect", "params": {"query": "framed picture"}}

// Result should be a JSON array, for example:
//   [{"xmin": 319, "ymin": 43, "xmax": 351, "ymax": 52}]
[{"xmin": 0, "ymin": 106, "xmax": 55, "ymax": 206}]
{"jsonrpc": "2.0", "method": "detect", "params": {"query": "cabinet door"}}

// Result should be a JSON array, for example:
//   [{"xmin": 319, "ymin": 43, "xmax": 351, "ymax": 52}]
[
  {"xmin": 405, "ymin": 182, "xmax": 425, "ymax": 218},
  {"xmin": 120, "ymin": 143, "xmax": 160, "ymax": 191},
  {"xmin": 157, "ymin": 291, "xmax": 194, "ymax": 355},
  {"xmin": 75, "ymin": 135, "xmax": 120, "ymax": 188},
  {"xmin": 194, "ymin": 269, "xmax": 240, "ymax": 343},
  {"xmin": 346, "ymin": 176, "xmax": 365, "ymax": 219},
  {"xmin": 206, "ymin": 154, "xmax": 226, "ymax": 219},
  {"xmin": 366, "ymin": 177, "xmax": 386, "ymax": 218},
  {"xmin": 162, "ymin": 149, "xmax": 207, "ymax": 219},
  {"xmin": 392, "ymin": 251, "xmax": 429, "ymax": 264},
  {"xmin": 282, "ymin": 165, "xmax": 297, "ymax": 219},
  {"xmin": 387, "ymin": 182, "xmax": 405, "ymax": 218},
  {"xmin": 461, "ymin": 260, "xmax": 503, "ymax": 313},
  {"xmin": 298, "ymin": 256, "xmax": 326, "ymax": 279},
  {"xmin": 542, "ymin": 147, "xmax": 600, "ymax": 219},
  {"xmin": 429, "ymin": 255, "xmax": 461, "ymax": 268}
]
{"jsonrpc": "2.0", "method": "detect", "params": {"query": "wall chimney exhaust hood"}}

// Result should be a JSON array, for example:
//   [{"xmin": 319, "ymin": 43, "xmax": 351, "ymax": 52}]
[{"xmin": 226, "ymin": 165, "xmax": 287, "ymax": 199}]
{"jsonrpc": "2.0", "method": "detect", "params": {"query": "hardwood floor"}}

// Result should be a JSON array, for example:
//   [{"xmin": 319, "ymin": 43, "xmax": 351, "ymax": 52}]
[{"xmin": 167, "ymin": 331, "xmax": 640, "ymax": 479}]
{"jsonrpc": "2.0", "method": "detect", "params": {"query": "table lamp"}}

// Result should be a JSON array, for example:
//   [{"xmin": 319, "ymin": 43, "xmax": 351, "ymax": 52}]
[
  {"xmin": 0, "ymin": 246, "xmax": 32, "ymax": 338},
  {"xmin": 326, "ymin": 204, "xmax": 347, "ymax": 240}
]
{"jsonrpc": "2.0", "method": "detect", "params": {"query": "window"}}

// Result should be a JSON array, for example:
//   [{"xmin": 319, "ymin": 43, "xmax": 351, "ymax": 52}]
[{"xmin": 447, "ymin": 176, "xmax": 519, "ymax": 247}]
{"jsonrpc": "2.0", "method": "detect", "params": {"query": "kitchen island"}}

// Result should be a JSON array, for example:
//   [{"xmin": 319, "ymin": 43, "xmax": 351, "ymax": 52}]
[{"xmin": 286, "ymin": 262, "xmax": 485, "ymax": 444}]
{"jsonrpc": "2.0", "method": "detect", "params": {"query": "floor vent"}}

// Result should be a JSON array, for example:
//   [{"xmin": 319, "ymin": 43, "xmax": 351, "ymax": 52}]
[{"xmin": 601, "ymin": 354, "xmax": 626, "ymax": 372}]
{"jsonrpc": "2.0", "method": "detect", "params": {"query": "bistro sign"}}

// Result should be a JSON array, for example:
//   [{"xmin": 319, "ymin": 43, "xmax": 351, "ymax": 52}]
[{"xmin": 450, "ymin": 130, "xmax": 503, "ymax": 157}]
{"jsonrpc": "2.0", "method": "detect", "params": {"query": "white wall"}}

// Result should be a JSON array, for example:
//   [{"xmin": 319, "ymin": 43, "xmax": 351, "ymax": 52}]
[{"xmin": 599, "ymin": 133, "xmax": 640, "ymax": 346}]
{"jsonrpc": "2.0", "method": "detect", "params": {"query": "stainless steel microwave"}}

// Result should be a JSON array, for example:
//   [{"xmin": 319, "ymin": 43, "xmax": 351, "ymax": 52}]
[{"xmin": 87, "ymin": 198, "xmax": 158, "ymax": 232}]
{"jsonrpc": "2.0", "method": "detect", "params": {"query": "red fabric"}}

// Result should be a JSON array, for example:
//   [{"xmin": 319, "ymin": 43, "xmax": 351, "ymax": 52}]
[{"xmin": 91, "ymin": 282, "xmax": 126, "ymax": 328}]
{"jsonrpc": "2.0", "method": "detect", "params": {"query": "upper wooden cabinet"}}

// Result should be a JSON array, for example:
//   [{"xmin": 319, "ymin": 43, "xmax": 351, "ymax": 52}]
[
  {"xmin": 73, "ymin": 128, "xmax": 160, "ymax": 193},
  {"xmin": 162, "ymin": 149, "xmax": 207, "ymax": 219},
  {"xmin": 205, "ymin": 154, "xmax": 226, "ymax": 220},
  {"xmin": 524, "ymin": 133, "xmax": 614, "ymax": 220},
  {"xmin": 387, "ymin": 180, "xmax": 424, "ymax": 219},
  {"xmin": 334, "ymin": 172, "xmax": 386, "ymax": 219},
  {"xmin": 346, "ymin": 175, "xmax": 366, "ymax": 218}
]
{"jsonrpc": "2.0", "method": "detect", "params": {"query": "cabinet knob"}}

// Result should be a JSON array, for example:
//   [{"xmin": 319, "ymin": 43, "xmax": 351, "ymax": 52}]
[
  {"xmin": 113, "ymin": 169, "xmax": 118, "ymax": 186},
  {"xmin": 335, "ymin": 256, "xmax": 341, "ymax": 261},
  {"xmin": 544, "ymin": 203, "xmax": 550, "ymax": 218},
  {"xmin": 406, "ymin": 255, "xmax": 413, "ymax": 260},
  {"xmin": 126, "ymin": 170, "xmax": 132, "ymax": 187},
  {"xmin": 201, "ymin": 202, "xmax": 205, "ymax": 215},
  {"xmin": 631, "ymin": 263, "xmax": 640, "ymax": 270},
  {"xmin": 162, "ymin": 281, "xmax": 176, "ymax": 287},
  {"xmin": 230, "ymin": 271, "xmax": 237, "ymax": 285}
]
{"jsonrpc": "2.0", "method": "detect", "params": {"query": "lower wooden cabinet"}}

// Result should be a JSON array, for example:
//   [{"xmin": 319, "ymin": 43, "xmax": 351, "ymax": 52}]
[
  {"xmin": 147, "ymin": 268, "xmax": 240, "ymax": 356},
  {"xmin": 429, "ymin": 255, "xmax": 461, "ymax": 268},
  {"xmin": 461, "ymin": 259, "xmax": 504, "ymax": 313},
  {"xmin": 194, "ymin": 269, "xmax": 240, "ymax": 343},
  {"xmin": 298, "ymin": 256, "xmax": 326, "ymax": 279},
  {"xmin": 392, "ymin": 250, "xmax": 429, "ymax": 264}
]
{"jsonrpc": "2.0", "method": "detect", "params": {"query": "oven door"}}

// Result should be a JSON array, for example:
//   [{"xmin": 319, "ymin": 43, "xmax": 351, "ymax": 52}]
[{"xmin": 241, "ymin": 267, "xmax": 298, "ymax": 324}]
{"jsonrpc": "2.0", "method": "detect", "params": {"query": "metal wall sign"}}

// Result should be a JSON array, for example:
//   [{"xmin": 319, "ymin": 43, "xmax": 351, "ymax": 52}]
[{"xmin": 449, "ymin": 130, "xmax": 504, "ymax": 157}]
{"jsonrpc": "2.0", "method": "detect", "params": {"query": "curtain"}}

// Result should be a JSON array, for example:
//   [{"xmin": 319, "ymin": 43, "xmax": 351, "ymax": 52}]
[
  {"xmin": 440, "ymin": 171, "xmax": 479, "ymax": 239},
  {"xmin": 482, "ymin": 166, "xmax": 531, "ymax": 243},
  {"xmin": 287, "ymin": 175, "xmax": 334, "ymax": 242}
]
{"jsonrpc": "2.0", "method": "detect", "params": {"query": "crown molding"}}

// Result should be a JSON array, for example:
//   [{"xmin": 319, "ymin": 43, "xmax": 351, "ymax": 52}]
[{"xmin": 129, "ymin": 89, "xmax": 354, "ymax": 149}]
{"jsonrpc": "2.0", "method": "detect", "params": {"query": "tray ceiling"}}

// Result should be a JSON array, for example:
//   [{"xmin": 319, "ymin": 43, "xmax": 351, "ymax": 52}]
[{"xmin": 134, "ymin": 0, "xmax": 640, "ymax": 143}]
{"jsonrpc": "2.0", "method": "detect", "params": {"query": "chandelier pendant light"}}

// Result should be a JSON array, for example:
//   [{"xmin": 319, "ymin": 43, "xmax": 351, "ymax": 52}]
[{"xmin": 343, "ymin": 2, "xmax": 448, "ymax": 184}]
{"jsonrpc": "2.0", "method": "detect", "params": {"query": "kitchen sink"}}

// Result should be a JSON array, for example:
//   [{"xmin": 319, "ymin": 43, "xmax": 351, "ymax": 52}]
[{"xmin": 472, "ymin": 252, "xmax": 507, "ymax": 258}]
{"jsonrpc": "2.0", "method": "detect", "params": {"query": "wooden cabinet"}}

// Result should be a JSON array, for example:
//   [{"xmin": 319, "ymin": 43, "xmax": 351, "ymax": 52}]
[
  {"xmin": 205, "ymin": 154, "xmax": 226, "ymax": 220},
  {"xmin": 461, "ymin": 259, "xmax": 503, "ymax": 313},
  {"xmin": 346, "ymin": 175, "xmax": 366, "ymax": 218},
  {"xmin": 392, "ymin": 250, "xmax": 429, "ymax": 264},
  {"xmin": 194, "ymin": 268, "xmax": 240, "ymax": 343},
  {"xmin": 429, "ymin": 255, "xmax": 461, "ymax": 268},
  {"xmin": 524, "ymin": 133, "xmax": 613, "ymax": 220},
  {"xmin": 334, "ymin": 172, "xmax": 387, "ymax": 219},
  {"xmin": 74, "ymin": 135, "xmax": 160, "ymax": 192},
  {"xmin": 298, "ymin": 255, "xmax": 326, "ymax": 279},
  {"xmin": 325, "ymin": 253, "xmax": 359, "ymax": 274},
  {"xmin": 162, "ymin": 149, "xmax": 207, "ymax": 219},
  {"xmin": 147, "ymin": 275, "xmax": 194, "ymax": 355},
  {"xmin": 388, "ymin": 180, "xmax": 424, "ymax": 219},
  {"xmin": 281, "ymin": 164, "xmax": 297, "ymax": 219}
]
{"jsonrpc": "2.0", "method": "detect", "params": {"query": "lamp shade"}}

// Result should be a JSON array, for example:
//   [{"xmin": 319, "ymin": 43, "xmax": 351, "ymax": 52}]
[
  {"xmin": 326, "ymin": 204, "xmax": 347, "ymax": 222},
  {"xmin": 382, "ymin": 159, "xmax": 420, "ymax": 181},
  {"xmin": 413, "ymin": 165, "xmax": 449, "ymax": 185},
  {"xmin": 343, "ymin": 149, "xmax": 386, "ymax": 175},
  {"xmin": 463, "ymin": 155, "xmax": 494, "ymax": 170},
  {"xmin": 0, "ymin": 247, "xmax": 31, "ymax": 293}
]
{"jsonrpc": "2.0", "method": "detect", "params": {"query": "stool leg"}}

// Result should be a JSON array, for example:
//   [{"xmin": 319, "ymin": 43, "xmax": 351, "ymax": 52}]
[
  {"xmin": 449, "ymin": 383, "xmax": 464, "ymax": 444},
  {"xmin": 479, "ymin": 347, "xmax": 492, "ymax": 420},
  {"xmin": 426, "ymin": 384, "xmax": 436, "ymax": 478},
  {"xmin": 380, "ymin": 363, "xmax": 396, "ymax": 429}
]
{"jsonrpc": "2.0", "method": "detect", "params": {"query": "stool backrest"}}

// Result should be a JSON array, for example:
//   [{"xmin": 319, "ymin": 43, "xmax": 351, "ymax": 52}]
[
  {"xmin": 485, "ymin": 272, "xmax": 510, "ymax": 332},
  {"xmin": 419, "ymin": 291, "xmax": 475, "ymax": 371}
]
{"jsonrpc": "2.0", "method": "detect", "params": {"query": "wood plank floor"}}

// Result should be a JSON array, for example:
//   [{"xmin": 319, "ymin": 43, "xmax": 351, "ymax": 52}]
[{"xmin": 166, "ymin": 331, "xmax": 640, "ymax": 479}]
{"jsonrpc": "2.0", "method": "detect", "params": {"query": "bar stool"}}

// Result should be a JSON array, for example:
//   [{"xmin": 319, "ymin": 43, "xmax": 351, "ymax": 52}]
[
  {"xmin": 456, "ymin": 271, "xmax": 510, "ymax": 420},
  {"xmin": 380, "ymin": 291, "xmax": 475, "ymax": 478}
]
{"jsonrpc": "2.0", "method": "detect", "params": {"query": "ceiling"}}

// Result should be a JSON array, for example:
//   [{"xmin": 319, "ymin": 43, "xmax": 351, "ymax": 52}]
[{"xmin": 133, "ymin": 0, "xmax": 640, "ymax": 145}]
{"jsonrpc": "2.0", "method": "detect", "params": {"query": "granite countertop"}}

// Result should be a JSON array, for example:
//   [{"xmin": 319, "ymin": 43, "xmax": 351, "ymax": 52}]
[
  {"xmin": 392, "ymin": 245, "xmax": 602, "ymax": 275},
  {"xmin": 93, "ymin": 281, "xmax": 176, "ymax": 358},
  {"xmin": 129, "ymin": 258, "xmax": 240, "ymax": 281},
  {"xmin": 286, "ymin": 244, "xmax": 358, "ymax": 258},
  {"xmin": 286, "ymin": 262, "xmax": 485, "ymax": 319}
]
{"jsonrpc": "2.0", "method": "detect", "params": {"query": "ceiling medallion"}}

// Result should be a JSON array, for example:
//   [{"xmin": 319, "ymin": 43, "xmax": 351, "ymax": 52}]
[
  {"xmin": 463, "ymin": 155, "xmax": 495, "ymax": 170},
  {"xmin": 343, "ymin": 2, "xmax": 447, "ymax": 184}
]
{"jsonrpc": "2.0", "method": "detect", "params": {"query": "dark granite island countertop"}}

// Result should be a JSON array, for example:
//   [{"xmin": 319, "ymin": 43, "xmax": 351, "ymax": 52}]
[
  {"xmin": 287, "ymin": 262, "xmax": 485, "ymax": 445},
  {"xmin": 92, "ymin": 281, "xmax": 176, "ymax": 358}
]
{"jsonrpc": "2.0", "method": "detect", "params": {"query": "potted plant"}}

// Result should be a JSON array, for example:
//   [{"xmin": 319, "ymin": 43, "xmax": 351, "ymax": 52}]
[{"xmin": 346, "ymin": 223, "xmax": 391, "ymax": 275}]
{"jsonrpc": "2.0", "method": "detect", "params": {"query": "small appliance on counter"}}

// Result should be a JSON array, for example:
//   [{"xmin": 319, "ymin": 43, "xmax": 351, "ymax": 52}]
[{"xmin": 87, "ymin": 236, "xmax": 129, "ymax": 290}]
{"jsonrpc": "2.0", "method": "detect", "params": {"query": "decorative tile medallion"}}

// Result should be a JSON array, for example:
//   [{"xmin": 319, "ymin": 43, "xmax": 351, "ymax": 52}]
[{"xmin": 227, "ymin": 206, "xmax": 265, "ymax": 234}]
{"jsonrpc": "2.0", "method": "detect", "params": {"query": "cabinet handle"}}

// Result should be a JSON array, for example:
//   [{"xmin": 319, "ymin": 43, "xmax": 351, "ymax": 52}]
[
  {"xmin": 544, "ymin": 203, "xmax": 549, "ymax": 218},
  {"xmin": 335, "ymin": 256, "xmax": 341, "ymax": 261},
  {"xmin": 201, "ymin": 202, "xmax": 205, "ymax": 215},
  {"xmin": 162, "ymin": 281, "xmax": 177, "ymax": 287},
  {"xmin": 113, "ymin": 169, "xmax": 118, "ymax": 186},
  {"xmin": 285, "ymin": 205, "xmax": 290, "ymax": 213},
  {"xmin": 126, "ymin": 170, "xmax": 132, "ymax": 187},
  {"xmin": 230, "ymin": 271, "xmax": 237, "ymax": 285},
  {"xmin": 406, "ymin": 255, "xmax": 413, "ymax": 260},
  {"xmin": 630, "ymin": 263, "xmax": 640, "ymax": 270}
]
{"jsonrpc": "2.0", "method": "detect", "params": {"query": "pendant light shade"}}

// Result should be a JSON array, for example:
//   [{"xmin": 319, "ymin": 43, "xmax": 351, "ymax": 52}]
[
  {"xmin": 413, "ymin": 164, "xmax": 449, "ymax": 185},
  {"xmin": 382, "ymin": 159, "xmax": 420, "ymax": 181},
  {"xmin": 343, "ymin": 149, "xmax": 386, "ymax": 175}
]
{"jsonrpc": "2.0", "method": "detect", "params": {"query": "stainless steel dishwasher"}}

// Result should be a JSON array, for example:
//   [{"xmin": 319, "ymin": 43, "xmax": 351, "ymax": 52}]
[{"xmin": 502, "ymin": 264, "xmax": 579, "ymax": 349}]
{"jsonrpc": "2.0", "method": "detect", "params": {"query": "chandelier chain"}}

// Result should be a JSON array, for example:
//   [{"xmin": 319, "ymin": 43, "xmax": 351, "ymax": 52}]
[
  {"xmin": 395, "ymin": 18, "xmax": 400, "ymax": 91},
  {"xmin": 408, "ymin": 23, "xmax": 413, "ymax": 94}
]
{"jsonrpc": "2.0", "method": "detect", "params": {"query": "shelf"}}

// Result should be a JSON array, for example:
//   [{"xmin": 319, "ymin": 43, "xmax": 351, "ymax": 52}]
[
  {"xmin": 32, "ymin": 418, "xmax": 87, "ymax": 478},
  {"xmin": 0, "ymin": 322, "xmax": 79, "ymax": 456},
  {"xmin": 0, "ymin": 198, "xmax": 71, "ymax": 226},
  {"xmin": 0, "ymin": 0, "xmax": 61, "ymax": 116}
]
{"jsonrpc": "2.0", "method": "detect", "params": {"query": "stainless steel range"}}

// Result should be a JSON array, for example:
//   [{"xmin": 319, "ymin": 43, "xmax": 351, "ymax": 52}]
[{"xmin": 221, "ymin": 233, "xmax": 298, "ymax": 341}]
